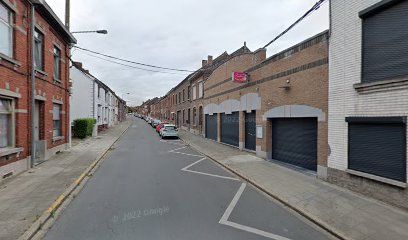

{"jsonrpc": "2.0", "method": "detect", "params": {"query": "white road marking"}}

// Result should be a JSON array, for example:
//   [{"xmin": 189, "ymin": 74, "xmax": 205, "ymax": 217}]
[
  {"xmin": 219, "ymin": 183, "xmax": 293, "ymax": 240},
  {"xmin": 181, "ymin": 158, "xmax": 240, "ymax": 181},
  {"xmin": 160, "ymin": 140, "xmax": 184, "ymax": 145},
  {"xmin": 169, "ymin": 146, "xmax": 187, "ymax": 152},
  {"xmin": 171, "ymin": 151, "xmax": 204, "ymax": 158}
]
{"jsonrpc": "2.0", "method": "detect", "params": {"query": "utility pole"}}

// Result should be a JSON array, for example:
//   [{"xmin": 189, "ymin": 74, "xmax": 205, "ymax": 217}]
[{"xmin": 65, "ymin": 0, "xmax": 70, "ymax": 30}]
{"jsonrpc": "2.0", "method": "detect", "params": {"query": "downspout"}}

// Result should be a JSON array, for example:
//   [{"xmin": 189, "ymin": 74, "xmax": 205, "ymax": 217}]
[{"xmin": 30, "ymin": 2, "xmax": 36, "ymax": 168}]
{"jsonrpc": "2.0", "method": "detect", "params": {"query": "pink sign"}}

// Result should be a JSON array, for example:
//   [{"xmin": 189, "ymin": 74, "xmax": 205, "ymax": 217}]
[{"xmin": 232, "ymin": 72, "xmax": 247, "ymax": 83}]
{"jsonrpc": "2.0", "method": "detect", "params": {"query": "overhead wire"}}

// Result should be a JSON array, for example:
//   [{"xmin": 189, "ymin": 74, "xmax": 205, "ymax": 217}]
[
  {"xmin": 72, "ymin": 45, "xmax": 195, "ymax": 73},
  {"xmin": 262, "ymin": 0, "xmax": 328, "ymax": 49}
]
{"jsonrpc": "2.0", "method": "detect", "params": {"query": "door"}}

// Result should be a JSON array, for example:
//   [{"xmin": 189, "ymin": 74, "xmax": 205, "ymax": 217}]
[
  {"xmin": 34, "ymin": 101, "xmax": 40, "ymax": 141},
  {"xmin": 220, "ymin": 112, "xmax": 239, "ymax": 147},
  {"xmin": 245, "ymin": 111, "xmax": 256, "ymax": 151},
  {"xmin": 272, "ymin": 118, "xmax": 317, "ymax": 171},
  {"xmin": 205, "ymin": 114, "xmax": 217, "ymax": 141}
]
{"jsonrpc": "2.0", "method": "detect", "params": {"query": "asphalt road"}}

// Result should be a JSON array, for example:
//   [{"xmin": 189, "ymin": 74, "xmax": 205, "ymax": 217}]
[{"xmin": 45, "ymin": 117, "xmax": 335, "ymax": 240}]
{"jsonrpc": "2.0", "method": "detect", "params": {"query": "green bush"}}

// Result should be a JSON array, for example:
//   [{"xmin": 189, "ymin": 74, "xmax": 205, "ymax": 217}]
[{"xmin": 73, "ymin": 118, "xmax": 96, "ymax": 139}]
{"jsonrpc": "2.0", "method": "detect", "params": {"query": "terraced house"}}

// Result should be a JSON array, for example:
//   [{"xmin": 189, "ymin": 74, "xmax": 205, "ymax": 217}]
[{"xmin": 0, "ymin": 0, "xmax": 76, "ymax": 180}]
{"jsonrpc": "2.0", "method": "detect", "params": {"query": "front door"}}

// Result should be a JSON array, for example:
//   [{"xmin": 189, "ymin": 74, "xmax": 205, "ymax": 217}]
[{"xmin": 34, "ymin": 101, "xmax": 40, "ymax": 141}]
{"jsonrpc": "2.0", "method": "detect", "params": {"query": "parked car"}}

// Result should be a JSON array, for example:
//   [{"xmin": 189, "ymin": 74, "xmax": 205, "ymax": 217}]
[
  {"xmin": 156, "ymin": 122, "xmax": 169, "ymax": 133},
  {"xmin": 159, "ymin": 124, "xmax": 178, "ymax": 139},
  {"xmin": 152, "ymin": 119, "xmax": 161, "ymax": 128}
]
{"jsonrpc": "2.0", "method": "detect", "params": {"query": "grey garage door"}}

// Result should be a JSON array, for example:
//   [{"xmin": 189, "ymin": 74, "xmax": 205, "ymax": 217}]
[
  {"xmin": 272, "ymin": 118, "xmax": 317, "ymax": 171},
  {"xmin": 245, "ymin": 111, "xmax": 256, "ymax": 151},
  {"xmin": 347, "ymin": 117, "xmax": 406, "ymax": 183},
  {"xmin": 221, "ymin": 112, "xmax": 239, "ymax": 147},
  {"xmin": 205, "ymin": 114, "xmax": 217, "ymax": 141}
]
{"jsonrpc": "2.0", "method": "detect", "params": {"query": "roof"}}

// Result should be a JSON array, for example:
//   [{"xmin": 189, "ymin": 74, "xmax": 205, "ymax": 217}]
[{"xmin": 35, "ymin": 1, "xmax": 77, "ymax": 44}]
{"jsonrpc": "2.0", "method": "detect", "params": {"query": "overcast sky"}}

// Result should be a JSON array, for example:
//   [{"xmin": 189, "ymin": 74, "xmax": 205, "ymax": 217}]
[{"xmin": 48, "ymin": 0, "xmax": 329, "ymax": 106}]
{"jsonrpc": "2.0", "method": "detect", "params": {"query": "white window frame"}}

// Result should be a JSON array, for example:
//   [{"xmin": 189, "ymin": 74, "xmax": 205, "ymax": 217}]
[
  {"xmin": 0, "ymin": 2, "xmax": 13, "ymax": 58},
  {"xmin": 53, "ymin": 46, "xmax": 61, "ymax": 80},
  {"xmin": 34, "ymin": 29, "xmax": 44, "ymax": 70},
  {"xmin": 192, "ymin": 84, "xmax": 197, "ymax": 100},
  {"xmin": 198, "ymin": 81, "xmax": 204, "ymax": 98},
  {"xmin": 0, "ymin": 97, "xmax": 15, "ymax": 148},
  {"xmin": 52, "ymin": 104, "xmax": 62, "ymax": 138}
]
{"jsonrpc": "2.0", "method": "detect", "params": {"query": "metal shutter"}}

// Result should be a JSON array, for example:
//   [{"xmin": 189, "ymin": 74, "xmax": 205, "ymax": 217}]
[
  {"xmin": 220, "ymin": 112, "xmax": 239, "ymax": 146},
  {"xmin": 272, "ymin": 118, "xmax": 317, "ymax": 171},
  {"xmin": 205, "ymin": 114, "xmax": 217, "ymax": 141},
  {"xmin": 245, "ymin": 111, "xmax": 256, "ymax": 151},
  {"xmin": 348, "ymin": 121, "xmax": 406, "ymax": 183},
  {"xmin": 362, "ymin": 0, "xmax": 408, "ymax": 82}
]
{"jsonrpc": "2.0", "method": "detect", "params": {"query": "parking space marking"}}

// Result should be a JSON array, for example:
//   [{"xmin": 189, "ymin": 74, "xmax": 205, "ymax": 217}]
[
  {"xmin": 219, "ymin": 183, "xmax": 293, "ymax": 240},
  {"xmin": 159, "ymin": 140, "xmax": 184, "ymax": 145},
  {"xmin": 169, "ymin": 146, "xmax": 204, "ymax": 158},
  {"xmin": 181, "ymin": 157, "xmax": 240, "ymax": 181}
]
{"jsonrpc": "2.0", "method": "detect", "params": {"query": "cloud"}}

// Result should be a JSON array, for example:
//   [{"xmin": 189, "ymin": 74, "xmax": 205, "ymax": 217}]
[{"xmin": 48, "ymin": 0, "xmax": 329, "ymax": 106}]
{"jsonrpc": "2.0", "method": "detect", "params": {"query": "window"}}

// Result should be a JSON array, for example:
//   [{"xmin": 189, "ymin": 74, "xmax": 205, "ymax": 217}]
[
  {"xmin": 98, "ymin": 87, "xmax": 101, "ymax": 98},
  {"xmin": 178, "ymin": 92, "xmax": 181, "ymax": 104},
  {"xmin": 0, "ymin": 98, "xmax": 13, "ymax": 148},
  {"xmin": 53, "ymin": 47, "xmax": 61, "ymax": 80},
  {"xmin": 198, "ymin": 81, "xmax": 204, "ymax": 98},
  {"xmin": 187, "ymin": 86, "xmax": 191, "ymax": 100},
  {"xmin": 0, "ymin": 2, "xmax": 13, "ymax": 57},
  {"xmin": 182, "ymin": 109, "xmax": 185, "ymax": 123},
  {"xmin": 187, "ymin": 108, "xmax": 190, "ymax": 124},
  {"xmin": 347, "ymin": 117, "xmax": 407, "ymax": 183},
  {"xmin": 192, "ymin": 85, "xmax": 197, "ymax": 100},
  {"xmin": 183, "ymin": 89, "xmax": 185, "ymax": 102},
  {"xmin": 361, "ymin": 0, "xmax": 408, "ymax": 83},
  {"xmin": 53, "ymin": 104, "xmax": 61, "ymax": 137},
  {"xmin": 34, "ymin": 29, "xmax": 44, "ymax": 70},
  {"xmin": 193, "ymin": 107, "xmax": 197, "ymax": 125}
]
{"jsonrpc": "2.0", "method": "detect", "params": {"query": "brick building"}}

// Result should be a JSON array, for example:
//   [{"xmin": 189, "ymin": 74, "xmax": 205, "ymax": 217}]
[
  {"xmin": 0, "ymin": 0, "xmax": 76, "ymax": 180},
  {"xmin": 328, "ymin": 0, "xmax": 408, "ymax": 209},
  {"xmin": 203, "ymin": 31, "xmax": 329, "ymax": 178}
]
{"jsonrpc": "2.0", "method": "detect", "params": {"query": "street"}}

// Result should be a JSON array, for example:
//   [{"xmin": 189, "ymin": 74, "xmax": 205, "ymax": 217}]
[{"xmin": 45, "ymin": 117, "xmax": 334, "ymax": 240}]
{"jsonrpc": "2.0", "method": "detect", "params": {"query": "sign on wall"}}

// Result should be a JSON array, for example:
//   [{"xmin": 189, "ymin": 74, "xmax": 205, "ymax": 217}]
[
  {"xmin": 256, "ymin": 125, "xmax": 263, "ymax": 139},
  {"xmin": 232, "ymin": 72, "xmax": 248, "ymax": 83}
]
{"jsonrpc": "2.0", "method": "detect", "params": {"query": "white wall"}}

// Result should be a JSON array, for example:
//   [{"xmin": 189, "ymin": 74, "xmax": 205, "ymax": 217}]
[
  {"xmin": 328, "ymin": 0, "xmax": 408, "ymax": 178},
  {"xmin": 70, "ymin": 68, "xmax": 94, "ymax": 123}
]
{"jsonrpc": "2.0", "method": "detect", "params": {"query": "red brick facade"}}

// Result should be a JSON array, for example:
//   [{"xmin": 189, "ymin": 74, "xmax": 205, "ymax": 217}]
[{"xmin": 0, "ymin": 0, "xmax": 76, "ymax": 178}]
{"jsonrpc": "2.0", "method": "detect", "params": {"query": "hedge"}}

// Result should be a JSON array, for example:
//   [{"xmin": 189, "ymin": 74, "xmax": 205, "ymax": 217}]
[{"xmin": 73, "ymin": 118, "xmax": 96, "ymax": 139}]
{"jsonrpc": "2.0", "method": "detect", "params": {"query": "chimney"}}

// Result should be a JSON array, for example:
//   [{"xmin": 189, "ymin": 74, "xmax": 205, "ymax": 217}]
[
  {"xmin": 207, "ymin": 55, "xmax": 213, "ymax": 66},
  {"xmin": 202, "ymin": 60, "xmax": 208, "ymax": 67}
]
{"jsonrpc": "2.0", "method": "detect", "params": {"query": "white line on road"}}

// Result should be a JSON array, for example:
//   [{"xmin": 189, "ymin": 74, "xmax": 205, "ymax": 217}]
[
  {"xmin": 181, "ymin": 158, "xmax": 240, "ymax": 181},
  {"xmin": 219, "ymin": 183, "xmax": 293, "ymax": 240}
]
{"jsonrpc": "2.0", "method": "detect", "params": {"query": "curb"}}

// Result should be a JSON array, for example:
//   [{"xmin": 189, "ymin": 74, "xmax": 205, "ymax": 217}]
[
  {"xmin": 179, "ymin": 135, "xmax": 349, "ymax": 240},
  {"xmin": 18, "ymin": 121, "xmax": 132, "ymax": 240}
]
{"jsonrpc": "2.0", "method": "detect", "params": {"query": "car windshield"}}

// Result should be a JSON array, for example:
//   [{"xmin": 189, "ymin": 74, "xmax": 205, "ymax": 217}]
[{"xmin": 165, "ymin": 126, "xmax": 177, "ymax": 130}]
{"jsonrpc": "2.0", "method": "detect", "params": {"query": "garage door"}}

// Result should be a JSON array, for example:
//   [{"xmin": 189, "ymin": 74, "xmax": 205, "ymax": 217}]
[
  {"xmin": 347, "ymin": 117, "xmax": 406, "ymax": 183},
  {"xmin": 221, "ymin": 112, "xmax": 239, "ymax": 146},
  {"xmin": 205, "ymin": 114, "xmax": 217, "ymax": 141},
  {"xmin": 272, "ymin": 118, "xmax": 317, "ymax": 171},
  {"xmin": 245, "ymin": 111, "xmax": 256, "ymax": 151}
]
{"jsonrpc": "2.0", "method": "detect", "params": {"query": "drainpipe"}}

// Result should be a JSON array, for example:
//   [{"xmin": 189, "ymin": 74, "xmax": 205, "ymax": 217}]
[{"xmin": 30, "ymin": 3, "xmax": 36, "ymax": 168}]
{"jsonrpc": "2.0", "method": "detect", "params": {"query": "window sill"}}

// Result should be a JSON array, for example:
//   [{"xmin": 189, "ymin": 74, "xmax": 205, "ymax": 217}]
[
  {"xmin": 0, "ymin": 147, "xmax": 23, "ymax": 157},
  {"xmin": 0, "ymin": 53, "xmax": 21, "ymax": 66},
  {"xmin": 354, "ymin": 76, "xmax": 408, "ymax": 93},
  {"xmin": 53, "ymin": 78, "xmax": 63, "ymax": 84},
  {"xmin": 346, "ymin": 169, "xmax": 407, "ymax": 188},
  {"xmin": 53, "ymin": 136, "xmax": 64, "ymax": 142},
  {"xmin": 35, "ymin": 69, "xmax": 48, "ymax": 76}
]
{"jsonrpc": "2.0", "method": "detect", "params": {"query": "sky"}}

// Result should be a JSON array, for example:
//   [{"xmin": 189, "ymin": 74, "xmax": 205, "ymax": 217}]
[{"xmin": 48, "ymin": 0, "xmax": 329, "ymax": 106}]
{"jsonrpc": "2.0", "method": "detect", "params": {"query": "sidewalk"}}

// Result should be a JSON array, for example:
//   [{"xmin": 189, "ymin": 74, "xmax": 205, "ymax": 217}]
[
  {"xmin": 179, "ymin": 131, "xmax": 408, "ymax": 240},
  {"xmin": 0, "ymin": 120, "xmax": 131, "ymax": 240}
]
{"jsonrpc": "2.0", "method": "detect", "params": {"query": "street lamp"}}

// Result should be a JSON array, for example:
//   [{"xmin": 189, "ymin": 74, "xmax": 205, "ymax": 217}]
[{"xmin": 71, "ymin": 30, "xmax": 108, "ymax": 34}]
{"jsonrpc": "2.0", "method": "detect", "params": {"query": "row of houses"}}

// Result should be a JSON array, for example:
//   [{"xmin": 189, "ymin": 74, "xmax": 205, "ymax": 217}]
[
  {"xmin": 137, "ymin": 0, "xmax": 408, "ymax": 210},
  {"xmin": 70, "ymin": 62, "xmax": 127, "ymax": 133},
  {"xmin": 0, "ymin": 0, "xmax": 126, "ymax": 182}
]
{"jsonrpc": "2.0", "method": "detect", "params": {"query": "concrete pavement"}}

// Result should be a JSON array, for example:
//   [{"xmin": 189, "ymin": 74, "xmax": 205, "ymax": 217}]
[
  {"xmin": 44, "ymin": 117, "xmax": 335, "ymax": 240},
  {"xmin": 0, "ymin": 120, "xmax": 131, "ymax": 240},
  {"xmin": 179, "ymin": 130, "xmax": 408, "ymax": 240}
]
